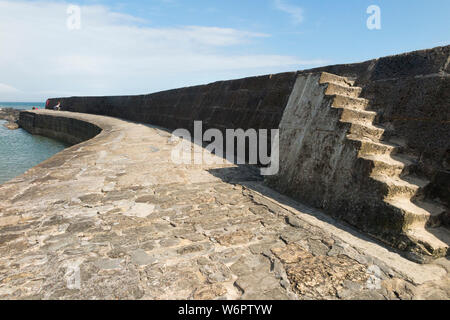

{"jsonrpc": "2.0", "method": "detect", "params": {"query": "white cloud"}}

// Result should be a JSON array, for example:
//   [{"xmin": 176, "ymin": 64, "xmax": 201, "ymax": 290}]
[
  {"xmin": 0, "ymin": 1, "xmax": 323, "ymax": 101},
  {"xmin": 274, "ymin": 0, "xmax": 304, "ymax": 25},
  {"xmin": 0, "ymin": 83, "xmax": 21, "ymax": 102},
  {"xmin": 0, "ymin": 83, "xmax": 20, "ymax": 93}
]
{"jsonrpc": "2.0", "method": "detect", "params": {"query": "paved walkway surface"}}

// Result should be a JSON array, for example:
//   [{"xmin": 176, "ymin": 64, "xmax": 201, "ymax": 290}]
[{"xmin": 0, "ymin": 110, "xmax": 448, "ymax": 300}]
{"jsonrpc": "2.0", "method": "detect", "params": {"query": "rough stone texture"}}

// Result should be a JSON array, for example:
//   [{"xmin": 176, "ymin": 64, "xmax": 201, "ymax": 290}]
[
  {"xmin": 0, "ymin": 108, "xmax": 21, "ymax": 122},
  {"xmin": 45, "ymin": 46, "xmax": 449, "ymax": 198},
  {"xmin": 3, "ymin": 122, "xmax": 19, "ymax": 130},
  {"xmin": 266, "ymin": 72, "xmax": 449, "ymax": 261},
  {"xmin": 0, "ymin": 108, "xmax": 21, "ymax": 130},
  {"xmin": 44, "ymin": 46, "xmax": 449, "ymax": 253},
  {"xmin": 1, "ymin": 110, "xmax": 448, "ymax": 300},
  {"xmin": 302, "ymin": 46, "xmax": 450, "ymax": 208},
  {"xmin": 45, "ymin": 72, "xmax": 298, "ymax": 158}
]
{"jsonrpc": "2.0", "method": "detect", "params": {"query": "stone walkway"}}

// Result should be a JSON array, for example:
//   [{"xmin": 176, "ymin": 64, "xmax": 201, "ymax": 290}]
[{"xmin": 0, "ymin": 110, "xmax": 448, "ymax": 300}]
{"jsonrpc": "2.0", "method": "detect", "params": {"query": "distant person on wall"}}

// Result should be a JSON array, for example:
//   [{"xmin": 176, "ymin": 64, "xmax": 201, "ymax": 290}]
[{"xmin": 54, "ymin": 101, "xmax": 61, "ymax": 111}]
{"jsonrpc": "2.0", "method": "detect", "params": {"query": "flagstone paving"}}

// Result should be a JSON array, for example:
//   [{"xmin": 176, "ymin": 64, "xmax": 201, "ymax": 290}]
[{"xmin": 0, "ymin": 110, "xmax": 448, "ymax": 300}]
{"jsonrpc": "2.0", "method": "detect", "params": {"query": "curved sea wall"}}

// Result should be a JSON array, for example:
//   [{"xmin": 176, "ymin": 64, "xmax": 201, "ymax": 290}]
[
  {"xmin": 19, "ymin": 111, "xmax": 102, "ymax": 145},
  {"xmin": 46, "ymin": 46, "xmax": 449, "ymax": 200},
  {"xmin": 46, "ymin": 72, "xmax": 298, "ymax": 157},
  {"xmin": 3, "ymin": 110, "xmax": 450, "ymax": 299},
  {"xmin": 43, "ymin": 46, "xmax": 449, "ymax": 260}
]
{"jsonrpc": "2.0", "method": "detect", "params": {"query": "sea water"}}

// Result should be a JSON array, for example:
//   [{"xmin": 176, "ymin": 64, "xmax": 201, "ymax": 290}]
[{"xmin": 0, "ymin": 102, "xmax": 68, "ymax": 185}]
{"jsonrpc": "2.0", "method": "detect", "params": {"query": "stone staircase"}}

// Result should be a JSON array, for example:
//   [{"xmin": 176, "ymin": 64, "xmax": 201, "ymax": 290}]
[{"xmin": 319, "ymin": 72, "xmax": 449, "ymax": 260}]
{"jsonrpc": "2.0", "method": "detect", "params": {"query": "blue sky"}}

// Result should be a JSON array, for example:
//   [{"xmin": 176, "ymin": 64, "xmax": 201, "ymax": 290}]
[{"xmin": 0, "ymin": 0, "xmax": 449, "ymax": 101}]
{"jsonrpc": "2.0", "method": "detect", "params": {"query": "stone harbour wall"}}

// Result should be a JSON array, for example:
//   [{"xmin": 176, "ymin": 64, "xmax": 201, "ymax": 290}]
[
  {"xmin": 19, "ymin": 111, "xmax": 102, "ymax": 145},
  {"xmin": 305, "ymin": 45, "xmax": 450, "ymax": 207},
  {"xmin": 46, "ymin": 72, "xmax": 298, "ymax": 158},
  {"xmin": 46, "ymin": 46, "xmax": 449, "ymax": 204},
  {"xmin": 265, "ymin": 71, "xmax": 449, "ymax": 260},
  {"xmin": 43, "ymin": 45, "xmax": 450, "ymax": 259},
  {"xmin": 3, "ymin": 110, "xmax": 449, "ymax": 299}
]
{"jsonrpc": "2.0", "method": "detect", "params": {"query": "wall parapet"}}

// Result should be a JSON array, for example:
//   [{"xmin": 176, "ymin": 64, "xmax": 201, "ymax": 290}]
[{"xmin": 19, "ymin": 111, "xmax": 103, "ymax": 146}]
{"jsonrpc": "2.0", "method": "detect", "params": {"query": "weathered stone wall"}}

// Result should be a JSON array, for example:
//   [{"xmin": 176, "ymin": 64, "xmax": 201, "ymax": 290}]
[
  {"xmin": 302, "ymin": 46, "xmax": 450, "ymax": 205},
  {"xmin": 46, "ymin": 72, "xmax": 298, "ymax": 158},
  {"xmin": 266, "ymin": 70, "xmax": 450, "ymax": 260},
  {"xmin": 265, "ymin": 73, "xmax": 405, "ymax": 244},
  {"xmin": 3, "ymin": 110, "xmax": 449, "ymax": 299},
  {"xmin": 46, "ymin": 46, "xmax": 449, "ymax": 204},
  {"xmin": 19, "ymin": 111, "xmax": 102, "ymax": 145},
  {"xmin": 44, "ymin": 45, "xmax": 449, "ymax": 238}
]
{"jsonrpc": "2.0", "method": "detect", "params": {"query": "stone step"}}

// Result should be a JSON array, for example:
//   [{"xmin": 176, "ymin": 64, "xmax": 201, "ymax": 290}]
[
  {"xmin": 319, "ymin": 72, "xmax": 355, "ymax": 87},
  {"xmin": 338, "ymin": 108, "xmax": 377, "ymax": 125},
  {"xmin": 325, "ymin": 82, "xmax": 362, "ymax": 98},
  {"xmin": 347, "ymin": 135, "xmax": 398, "ymax": 156},
  {"xmin": 360, "ymin": 154, "xmax": 413, "ymax": 177},
  {"xmin": 332, "ymin": 95, "xmax": 370, "ymax": 110},
  {"xmin": 405, "ymin": 227, "xmax": 449, "ymax": 258},
  {"xmin": 414, "ymin": 200, "xmax": 448, "ymax": 228},
  {"xmin": 384, "ymin": 137, "xmax": 410, "ymax": 154},
  {"xmin": 371, "ymin": 174, "xmax": 428, "ymax": 199},
  {"xmin": 346, "ymin": 122, "xmax": 385, "ymax": 141},
  {"xmin": 401, "ymin": 175, "xmax": 431, "ymax": 198},
  {"xmin": 386, "ymin": 198, "xmax": 447, "ymax": 229}
]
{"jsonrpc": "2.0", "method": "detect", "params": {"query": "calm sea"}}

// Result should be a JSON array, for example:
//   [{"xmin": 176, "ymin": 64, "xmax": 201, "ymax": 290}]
[
  {"xmin": 0, "ymin": 102, "xmax": 68, "ymax": 185},
  {"xmin": 0, "ymin": 101, "xmax": 45, "ymax": 110}
]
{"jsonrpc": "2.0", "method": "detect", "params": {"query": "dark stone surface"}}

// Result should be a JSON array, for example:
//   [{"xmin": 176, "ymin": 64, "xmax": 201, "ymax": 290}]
[
  {"xmin": 19, "ymin": 112, "xmax": 102, "ymax": 145},
  {"xmin": 300, "ymin": 46, "xmax": 450, "ymax": 206},
  {"xmin": 303, "ymin": 45, "xmax": 449, "ymax": 83},
  {"xmin": 46, "ymin": 72, "xmax": 297, "ymax": 144},
  {"xmin": 305, "ymin": 47, "xmax": 450, "ymax": 192}
]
